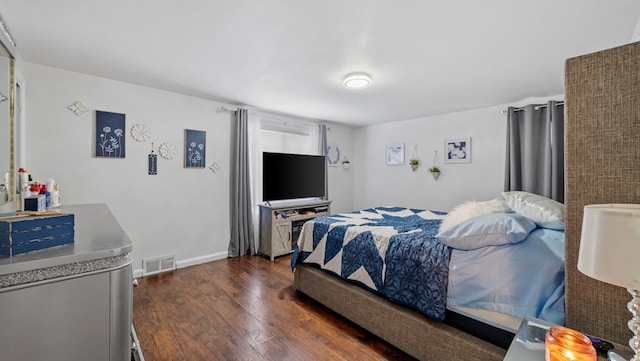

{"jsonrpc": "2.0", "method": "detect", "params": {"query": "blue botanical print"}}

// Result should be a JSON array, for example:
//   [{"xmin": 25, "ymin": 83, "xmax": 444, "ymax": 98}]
[
  {"xmin": 187, "ymin": 141, "xmax": 204, "ymax": 167},
  {"xmin": 95, "ymin": 111, "xmax": 126, "ymax": 158},
  {"xmin": 98, "ymin": 126, "xmax": 124, "ymax": 157},
  {"xmin": 185, "ymin": 129, "xmax": 206, "ymax": 168}
]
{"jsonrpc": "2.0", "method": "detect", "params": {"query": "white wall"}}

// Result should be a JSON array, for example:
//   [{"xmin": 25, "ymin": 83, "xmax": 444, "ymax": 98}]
[
  {"xmin": 22, "ymin": 60, "xmax": 558, "ymax": 274},
  {"xmin": 326, "ymin": 123, "xmax": 354, "ymax": 213},
  {"xmin": 22, "ymin": 62, "xmax": 354, "ymax": 277},
  {"xmin": 24, "ymin": 63, "xmax": 232, "ymax": 275},
  {"xmin": 352, "ymin": 96, "xmax": 562, "ymax": 212}
]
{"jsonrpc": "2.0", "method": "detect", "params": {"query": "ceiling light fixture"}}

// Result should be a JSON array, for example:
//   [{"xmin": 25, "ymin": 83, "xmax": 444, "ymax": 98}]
[{"xmin": 343, "ymin": 72, "xmax": 372, "ymax": 89}]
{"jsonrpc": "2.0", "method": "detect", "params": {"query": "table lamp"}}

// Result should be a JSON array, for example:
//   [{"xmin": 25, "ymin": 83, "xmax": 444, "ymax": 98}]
[{"xmin": 578, "ymin": 204, "xmax": 640, "ymax": 361}]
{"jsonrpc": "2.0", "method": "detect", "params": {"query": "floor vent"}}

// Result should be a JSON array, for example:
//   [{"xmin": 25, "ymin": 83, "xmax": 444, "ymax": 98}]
[{"xmin": 142, "ymin": 254, "xmax": 176, "ymax": 276}]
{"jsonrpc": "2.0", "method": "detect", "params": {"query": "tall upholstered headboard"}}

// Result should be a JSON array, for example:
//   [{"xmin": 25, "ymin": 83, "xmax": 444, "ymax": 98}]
[{"xmin": 565, "ymin": 41, "xmax": 640, "ymax": 346}]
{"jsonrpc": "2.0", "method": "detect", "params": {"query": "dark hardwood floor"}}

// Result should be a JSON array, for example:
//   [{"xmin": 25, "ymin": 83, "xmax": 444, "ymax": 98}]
[{"xmin": 133, "ymin": 254, "xmax": 416, "ymax": 361}]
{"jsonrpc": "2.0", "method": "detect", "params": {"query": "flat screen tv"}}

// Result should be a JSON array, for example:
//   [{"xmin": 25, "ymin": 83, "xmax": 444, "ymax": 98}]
[{"xmin": 262, "ymin": 152, "xmax": 326, "ymax": 201}]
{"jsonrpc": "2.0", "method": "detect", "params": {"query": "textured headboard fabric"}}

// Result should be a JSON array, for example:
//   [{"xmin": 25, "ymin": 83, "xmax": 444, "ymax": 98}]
[{"xmin": 565, "ymin": 41, "xmax": 640, "ymax": 345}]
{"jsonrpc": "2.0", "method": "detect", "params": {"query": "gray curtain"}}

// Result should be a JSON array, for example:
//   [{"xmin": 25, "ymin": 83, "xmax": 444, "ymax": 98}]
[
  {"xmin": 318, "ymin": 124, "xmax": 328, "ymax": 200},
  {"xmin": 228, "ymin": 108, "xmax": 256, "ymax": 257},
  {"xmin": 504, "ymin": 100, "xmax": 564, "ymax": 202}
]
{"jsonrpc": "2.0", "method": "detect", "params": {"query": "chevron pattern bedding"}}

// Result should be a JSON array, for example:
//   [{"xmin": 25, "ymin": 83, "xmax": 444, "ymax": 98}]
[{"xmin": 291, "ymin": 206, "xmax": 451, "ymax": 321}]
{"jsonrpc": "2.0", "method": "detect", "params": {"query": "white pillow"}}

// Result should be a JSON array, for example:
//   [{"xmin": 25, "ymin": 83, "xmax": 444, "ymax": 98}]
[
  {"xmin": 501, "ymin": 191, "xmax": 565, "ymax": 230},
  {"xmin": 437, "ymin": 212, "xmax": 536, "ymax": 250},
  {"xmin": 438, "ymin": 198, "xmax": 510, "ymax": 232}
]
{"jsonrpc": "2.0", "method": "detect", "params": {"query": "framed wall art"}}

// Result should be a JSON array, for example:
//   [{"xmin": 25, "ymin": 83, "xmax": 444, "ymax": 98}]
[
  {"xmin": 444, "ymin": 137, "xmax": 471, "ymax": 164},
  {"xmin": 184, "ymin": 129, "xmax": 206, "ymax": 168},
  {"xmin": 386, "ymin": 143, "xmax": 405, "ymax": 165},
  {"xmin": 95, "ymin": 110, "xmax": 126, "ymax": 158}
]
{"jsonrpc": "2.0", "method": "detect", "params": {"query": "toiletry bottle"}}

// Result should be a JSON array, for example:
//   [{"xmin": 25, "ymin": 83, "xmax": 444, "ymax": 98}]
[
  {"xmin": 41, "ymin": 184, "xmax": 51, "ymax": 208},
  {"xmin": 17, "ymin": 168, "xmax": 28, "ymax": 193},
  {"xmin": 15, "ymin": 193, "xmax": 22, "ymax": 212},
  {"xmin": 51, "ymin": 184, "xmax": 60, "ymax": 207}
]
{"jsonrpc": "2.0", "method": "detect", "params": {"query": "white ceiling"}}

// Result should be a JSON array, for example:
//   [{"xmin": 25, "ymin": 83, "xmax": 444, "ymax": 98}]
[{"xmin": 1, "ymin": 1, "xmax": 639, "ymax": 127}]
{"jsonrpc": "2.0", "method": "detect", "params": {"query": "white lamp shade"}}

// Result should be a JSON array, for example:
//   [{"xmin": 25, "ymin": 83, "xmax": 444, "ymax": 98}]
[{"xmin": 578, "ymin": 204, "xmax": 640, "ymax": 289}]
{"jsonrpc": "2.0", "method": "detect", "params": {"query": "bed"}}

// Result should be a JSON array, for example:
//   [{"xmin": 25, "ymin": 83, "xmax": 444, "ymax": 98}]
[{"xmin": 291, "ymin": 192, "xmax": 566, "ymax": 361}]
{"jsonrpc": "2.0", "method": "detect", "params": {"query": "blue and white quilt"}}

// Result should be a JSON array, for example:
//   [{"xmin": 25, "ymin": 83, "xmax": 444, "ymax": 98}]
[{"xmin": 290, "ymin": 206, "xmax": 451, "ymax": 321}]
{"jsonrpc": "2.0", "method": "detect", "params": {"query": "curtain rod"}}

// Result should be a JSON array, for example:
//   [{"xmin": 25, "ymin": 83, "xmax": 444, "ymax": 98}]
[
  {"xmin": 500, "ymin": 101, "xmax": 564, "ymax": 115},
  {"xmin": 215, "ymin": 104, "xmax": 326, "ymax": 125},
  {"xmin": 216, "ymin": 105, "xmax": 237, "ymax": 113}
]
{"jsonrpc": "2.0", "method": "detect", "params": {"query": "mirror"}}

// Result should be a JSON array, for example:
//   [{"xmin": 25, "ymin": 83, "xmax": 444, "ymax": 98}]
[{"xmin": 0, "ymin": 14, "xmax": 17, "ymax": 216}]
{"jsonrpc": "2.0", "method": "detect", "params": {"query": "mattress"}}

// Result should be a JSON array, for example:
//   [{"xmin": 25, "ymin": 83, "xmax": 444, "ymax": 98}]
[
  {"xmin": 446, "ymin": 227, "xmax": 566, "ymax": 326},
  {"xmin": 448, "ymin": 305, "xmax": 521, "ymax": 333}
]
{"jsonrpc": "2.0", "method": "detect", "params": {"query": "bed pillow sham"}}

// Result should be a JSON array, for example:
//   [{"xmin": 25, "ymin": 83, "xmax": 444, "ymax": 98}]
[
  {"xmin": 436, "ymin": 212, "xmax": 536, "ymax": 250},
  {"xmin": 438, "ymin": 198, "xmax": 510, "ymax": 233},
  {"xmin": 502, "ymin": 191, "xmax": 565, "ymax": 230}
]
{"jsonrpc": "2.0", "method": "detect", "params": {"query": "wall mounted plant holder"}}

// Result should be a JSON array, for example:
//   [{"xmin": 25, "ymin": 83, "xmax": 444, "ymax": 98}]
[
  {"xmin": 410, "ymin": 159, "xmax": 420, "ymax": 171},
  {"xmin": 429, "ymin": 150, "xmax": 441, "ymax": 180},
  {"xmin": 409, "ymin": 144, "xmax": 420, "ymax": 171},
  {"xmin": 342, "ymin": 157, "xmax": 350, "ymax": 170}
]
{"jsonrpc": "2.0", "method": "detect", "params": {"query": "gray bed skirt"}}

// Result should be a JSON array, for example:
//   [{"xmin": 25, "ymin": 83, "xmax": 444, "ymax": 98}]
[{"xmin": 294, "ymin": 264, "xmax": 506, "ymax": 361}]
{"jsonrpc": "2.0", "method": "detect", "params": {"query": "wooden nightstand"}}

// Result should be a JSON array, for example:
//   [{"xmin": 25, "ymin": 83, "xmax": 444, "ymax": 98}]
[{"xmin": 503, "ymin": 316, "xmax": 631, "ymax": 361}]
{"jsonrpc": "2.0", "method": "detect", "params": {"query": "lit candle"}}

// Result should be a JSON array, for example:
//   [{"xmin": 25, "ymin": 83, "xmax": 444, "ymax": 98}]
[{"xmin": 545, "ymin": 326, "xmax": 597, "ymax": 361}]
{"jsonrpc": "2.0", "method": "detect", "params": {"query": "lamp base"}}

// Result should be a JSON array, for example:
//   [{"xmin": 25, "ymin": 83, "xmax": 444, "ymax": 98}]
[{"xmin": 628, "ymin": 289, "xmax": 640, "ymax": 361}]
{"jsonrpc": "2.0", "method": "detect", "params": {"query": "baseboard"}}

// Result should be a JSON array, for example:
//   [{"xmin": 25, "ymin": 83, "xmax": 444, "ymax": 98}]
[
  {"xmin": 133, "ymin": 251, "xmax": 228, "ymax": 278},
  {"xmin": 177, "ymin": 252, "xmax": 228, "ymax": 269}
]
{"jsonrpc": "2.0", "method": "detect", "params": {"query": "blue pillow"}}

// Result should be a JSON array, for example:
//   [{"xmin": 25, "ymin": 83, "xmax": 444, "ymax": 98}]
[{"xmin": 436, "ymin": 212, "xmax": 536, "ymax": 250}]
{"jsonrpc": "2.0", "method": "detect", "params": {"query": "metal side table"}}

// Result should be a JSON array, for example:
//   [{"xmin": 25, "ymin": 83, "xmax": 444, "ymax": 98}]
[{"xmin": 504, "ymin": 316, "xmax": 631, "ymax": 361}]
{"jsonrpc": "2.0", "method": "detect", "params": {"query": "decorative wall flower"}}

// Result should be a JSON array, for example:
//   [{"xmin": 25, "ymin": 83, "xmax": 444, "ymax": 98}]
[
  {"xmin": 130, "ymin": 123, "xmax": 151, "ymax": 142},
  {"xmin": 158, "ymin": 142, "xmax": 177, "ymax": 160},
  {"xmin": 68, "ymin": 101, "xmax": 89, "ymax": 116}
]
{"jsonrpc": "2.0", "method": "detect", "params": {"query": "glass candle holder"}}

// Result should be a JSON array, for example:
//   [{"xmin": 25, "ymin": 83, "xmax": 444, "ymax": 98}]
[{"xmin": 545, "ymin": 326, "xmax": 597, "ymax": 361}]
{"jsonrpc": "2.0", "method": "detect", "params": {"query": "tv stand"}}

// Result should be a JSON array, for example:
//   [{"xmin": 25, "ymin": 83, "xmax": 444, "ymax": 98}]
[{"xmin": 258, "ymin": 200, "xmax": 331, "ymax": 261}]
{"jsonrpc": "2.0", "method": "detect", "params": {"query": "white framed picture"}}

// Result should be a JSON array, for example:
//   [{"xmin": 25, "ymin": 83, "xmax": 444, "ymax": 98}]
[
  {"xmin": 444, "ymin": 137, "xmax": 471, "ymax": 164},
  {"xmin": 386, "ymin": 143, "xmax": 405, "ymax": 165}
]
